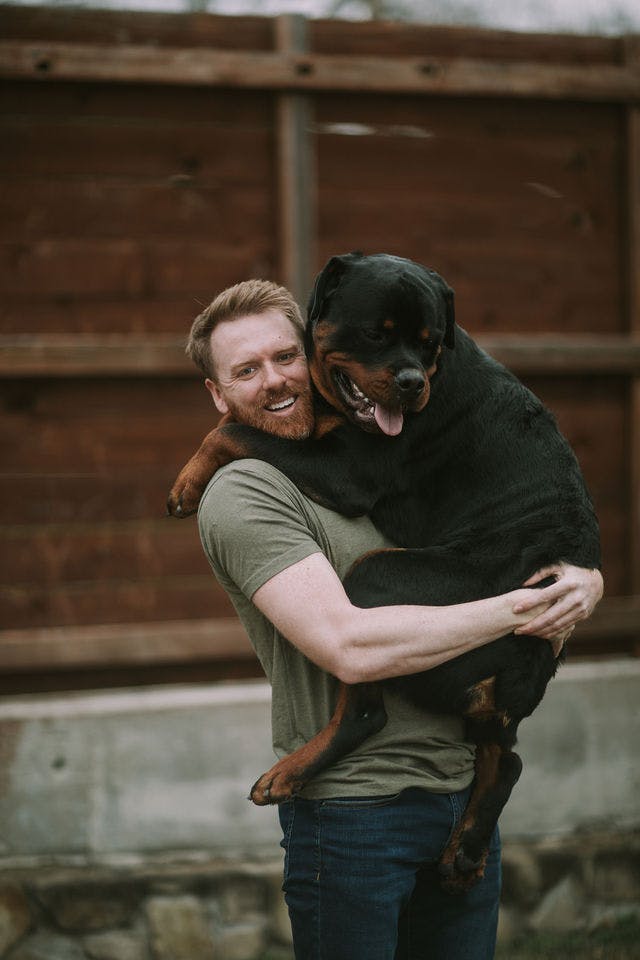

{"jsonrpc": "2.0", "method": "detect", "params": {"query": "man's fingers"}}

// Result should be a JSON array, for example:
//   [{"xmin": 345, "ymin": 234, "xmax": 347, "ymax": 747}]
[
  {"xmin": 522, "ymin": 565, "xmax": 560, "ymax": 587},
  {"xmin": 515, "ymin": 604, "xmax": 583, "ymax": 637},
  {"xmin": 513, "ymin": 580, "xmax": 567, "ymax": 613}
]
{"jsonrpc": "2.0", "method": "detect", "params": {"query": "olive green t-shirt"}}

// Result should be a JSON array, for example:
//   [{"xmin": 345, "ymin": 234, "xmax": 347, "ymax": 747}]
[{"xmin": 198, "ymin": 459, "xmax": 474, "ymax": 798}]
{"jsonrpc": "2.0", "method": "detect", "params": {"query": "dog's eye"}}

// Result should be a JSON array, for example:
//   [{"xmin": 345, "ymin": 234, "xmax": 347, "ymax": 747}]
[{"xmin": 363, "ymin": 329, "xmax": 385, "ymax": 343}]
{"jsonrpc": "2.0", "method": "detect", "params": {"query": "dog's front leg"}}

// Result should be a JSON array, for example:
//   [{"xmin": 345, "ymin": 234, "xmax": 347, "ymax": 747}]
[
  {"xmin": 250, "ymin": 683, "xmax": 387, "ymax": 804},
  {"xmin": 167, "ymin": 414, "xmax": 239, "ymax": 517}
]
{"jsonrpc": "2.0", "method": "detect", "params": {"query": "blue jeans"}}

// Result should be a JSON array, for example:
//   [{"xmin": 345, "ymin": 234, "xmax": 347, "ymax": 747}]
[{"xmin": 278, "ymin": 786, "xmax": 501, "ymax": 960}]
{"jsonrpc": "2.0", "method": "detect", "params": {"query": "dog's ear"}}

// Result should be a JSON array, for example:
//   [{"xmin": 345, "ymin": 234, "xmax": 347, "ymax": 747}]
[
  {"xmin": 307, "ymin": 252, "xmax": 362, "ymax": 323},
  {"xmin": 413, "ymin": 264, "xmax": 456, "ymax": 349},
  {"xmin": 443, "ymin": 284, "xmax": 455, "ymax": 349}
]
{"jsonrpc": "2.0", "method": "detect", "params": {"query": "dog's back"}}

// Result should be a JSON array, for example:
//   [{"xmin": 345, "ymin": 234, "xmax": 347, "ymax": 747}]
[{"xmin": 366, "ymin": 326, "xmax": 600, "ymax": 588}]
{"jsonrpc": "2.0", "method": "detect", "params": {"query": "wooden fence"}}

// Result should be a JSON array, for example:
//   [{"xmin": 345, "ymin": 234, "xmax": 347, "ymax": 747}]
[{"xmin": 0, "ymin": 6, "xmax": 639, "ymax": 691}]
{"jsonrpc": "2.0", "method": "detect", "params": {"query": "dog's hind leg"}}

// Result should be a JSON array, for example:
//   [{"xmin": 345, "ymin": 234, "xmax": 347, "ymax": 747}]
[
  {"xmin": 438, "ymin": 678, "xmax": 523, "ymax": 894},
  {"xmin": 250, "ymin": 682, "xmax": 386, "ymax": 805}
]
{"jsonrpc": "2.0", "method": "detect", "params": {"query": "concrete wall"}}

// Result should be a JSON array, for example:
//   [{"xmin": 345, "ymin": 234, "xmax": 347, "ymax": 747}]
[{"xmin": 1, "ymin": 659, "xmax": 639, "ymax": 863}]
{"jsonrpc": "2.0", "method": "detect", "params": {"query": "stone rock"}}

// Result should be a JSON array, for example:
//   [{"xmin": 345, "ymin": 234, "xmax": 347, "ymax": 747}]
[
  {"xmin": 266, "ymin": 875, "xmax": 292, "ymax": 946},
  {"xmin": 501, "ymin": 846, "xmax": 543, "ymax": 907},
  {"xmin": 0, "ymin": 884, "xmax": 31, "ymax": 954},
  {"xmin": 529, "ymin": 874, "xmax": 586, "ymax": 933},
  {"xmin": 10, "ymin": 930, "xmax": 86, "ymax": 960},
  {"xmin": 83, "ymin": 928, "xmax": 147, "ymax": 960},
  {"xmin": 496, "ymin": 903, "xmax": 523, "ymax": 944},
  {"xmin": 36, "ymin": 883, "xmax": 140, "ymax": 931},
  {"xmin": 590, "ymin": 850, "xmax": 640, "ymax": 902},
  {"xmin": 146, "ymin": 894, "xmax": 214, "ymax": 960},
  {"xmin": 588, "ymin": 901, "xmax": 640, "ymax": 932},
  {"xmin": 218, "ymin": 877, "xmax": 265, "ymax": 923},
  {"xmin": 216, "ymin": 919, "xmax": 267, "ymax": 960}
]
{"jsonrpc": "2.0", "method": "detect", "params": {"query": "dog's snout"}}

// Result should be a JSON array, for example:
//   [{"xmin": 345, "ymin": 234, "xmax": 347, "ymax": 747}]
[{"xmin": 396, "ymin": 369, "xmax": 425, "ymax": 398}]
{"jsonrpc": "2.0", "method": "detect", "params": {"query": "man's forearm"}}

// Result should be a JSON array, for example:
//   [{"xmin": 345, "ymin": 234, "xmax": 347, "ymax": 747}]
[
  {"xmin": 252, "ymin": 552, "xmax": 548, "ymax": 684},
  {"xmin": 331, "ymin": 594, "xmax": 538, "ymax": 684}
]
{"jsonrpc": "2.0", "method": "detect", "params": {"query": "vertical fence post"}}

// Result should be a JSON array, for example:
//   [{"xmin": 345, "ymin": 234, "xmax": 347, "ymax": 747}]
[
  {"xmin": 275, "ymin": 14, "xmax": 316, "ymax": 309},
  {"xmin": 625, "ymin": 37, "xmax": 640, "ymax": 592}
]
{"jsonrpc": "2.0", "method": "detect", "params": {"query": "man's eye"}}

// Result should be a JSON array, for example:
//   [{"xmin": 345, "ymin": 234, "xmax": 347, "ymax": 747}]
[{"xmin": 238, "ymin": 366, "xmax": 255, "ymax": 377}]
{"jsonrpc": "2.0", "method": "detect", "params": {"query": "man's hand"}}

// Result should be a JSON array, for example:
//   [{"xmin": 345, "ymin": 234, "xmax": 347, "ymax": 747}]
[{"xmin": 512, "ymin": 563, "xmax": 603, "ymax": 641}]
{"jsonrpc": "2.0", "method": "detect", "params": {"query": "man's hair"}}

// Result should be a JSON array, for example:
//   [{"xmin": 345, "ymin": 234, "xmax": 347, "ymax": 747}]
[{"xmin": 186, "ymin": 279, "xmax": 305, "ymax": 380}]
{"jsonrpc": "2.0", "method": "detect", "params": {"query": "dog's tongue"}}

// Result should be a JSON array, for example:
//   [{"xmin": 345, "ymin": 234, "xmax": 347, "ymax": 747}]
[{"xmin": 374, "ymin": 403, "xmax": 404, "ymax": 436}]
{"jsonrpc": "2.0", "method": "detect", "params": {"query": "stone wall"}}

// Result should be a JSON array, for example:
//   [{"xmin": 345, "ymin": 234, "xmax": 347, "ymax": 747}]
[
  {"xmin": 2, "ymin": 832, "xmax": 639, "ymax": 959},
  {"xmin": 0, "ymin": 858, "xmax": 290, "ymax": 960}
]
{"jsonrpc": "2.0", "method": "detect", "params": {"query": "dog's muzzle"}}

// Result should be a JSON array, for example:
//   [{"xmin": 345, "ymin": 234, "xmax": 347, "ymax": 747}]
[{"xmin": 395, "ymin": 368, "xmax": 426, "ymax": 400}]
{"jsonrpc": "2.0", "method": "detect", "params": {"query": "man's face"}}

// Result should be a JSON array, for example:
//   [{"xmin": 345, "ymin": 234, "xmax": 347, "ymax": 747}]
[{"xmin": 205, "ymin": 308, "xmax": 314, "ymax": 440}]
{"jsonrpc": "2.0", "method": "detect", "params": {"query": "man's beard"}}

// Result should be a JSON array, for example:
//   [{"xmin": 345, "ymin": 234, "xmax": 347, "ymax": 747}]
[{"xmin": 224, "ymin": 383, "xmax": 314, "ymax": 440}]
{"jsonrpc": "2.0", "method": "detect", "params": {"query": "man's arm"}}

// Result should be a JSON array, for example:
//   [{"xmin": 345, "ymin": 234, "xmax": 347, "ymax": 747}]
[{"xmin": 251, "ymin": 552, "xmax": 599, "ymax": 685}]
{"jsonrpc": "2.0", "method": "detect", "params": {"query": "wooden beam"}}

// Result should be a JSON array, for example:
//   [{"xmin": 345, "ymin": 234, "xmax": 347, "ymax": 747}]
[
  {"xmin": 477, "ymin": 334, "xmax": 640, "ymax": 375},
  {"xmin": 276, "ymin": 15, "xmax": 316, "ymax": 306},
  {"xmin": 1, "ymin": 40, "xmax": 639, "ymax": 102},
  {"xmin": 0, "ymin": 334, "xmax": 194, "ymax": 377},
  {"xmin": 2, "ymin": 333, "xmax": 640, "ymax": 378},
  {"xmin": 0, "ymin": 598, "xmax": 636, "ymax": 672},
  {"xmin": 0, "ymin": 618, "xmax": 253, "ymax": 671}
]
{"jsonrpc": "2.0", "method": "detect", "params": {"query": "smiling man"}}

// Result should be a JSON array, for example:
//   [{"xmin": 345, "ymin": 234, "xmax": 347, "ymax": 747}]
[
  {"xmin": 183, "ymin": 278, "xmax": 603, "ymax": 960},
  {"xmin": 188, "ymin": 285, "xmax": 314, "ymax": 440}
]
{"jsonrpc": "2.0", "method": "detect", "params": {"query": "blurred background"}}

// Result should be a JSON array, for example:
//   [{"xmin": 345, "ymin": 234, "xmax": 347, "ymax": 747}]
[
  {"xmin": 0, "ymin": 2, "xmax": 639, "ymax": 958},
  {"xmin": 1, "ymin": 0, "xmax": 639, "ymax": 690}
]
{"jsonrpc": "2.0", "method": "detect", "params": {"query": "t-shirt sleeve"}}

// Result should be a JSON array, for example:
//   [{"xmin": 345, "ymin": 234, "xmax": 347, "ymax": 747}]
[{"xmin": 197, "ymin": 460, "xmax": 325, "ymax": 600}]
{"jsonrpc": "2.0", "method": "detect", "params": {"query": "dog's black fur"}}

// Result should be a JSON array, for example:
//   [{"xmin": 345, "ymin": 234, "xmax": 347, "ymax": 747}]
[{"xmin": 169, "ymin": 252, "xmax": 601, "ymax": 890}]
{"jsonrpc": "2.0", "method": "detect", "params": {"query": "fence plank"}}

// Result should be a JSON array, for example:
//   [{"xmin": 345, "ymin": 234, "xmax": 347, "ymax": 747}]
[
  {"xmin": 2, "ymin": 333, "xmax": 639, "ymax": 377},
  {"xmin": 0, "ymin": 597, "xmax": 635, "ymax": 672},
  {"xmin": 1, "ymin": 42, "xmax": 639, "ymax": 101}
]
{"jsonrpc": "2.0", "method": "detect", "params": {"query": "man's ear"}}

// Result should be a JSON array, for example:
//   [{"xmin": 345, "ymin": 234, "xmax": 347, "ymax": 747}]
[{"xmin": 205, "ymin": 378, "xmax": 229, "ymax": 415}]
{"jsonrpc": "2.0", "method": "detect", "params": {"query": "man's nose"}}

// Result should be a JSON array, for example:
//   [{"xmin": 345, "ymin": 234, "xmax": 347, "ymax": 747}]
[{"xmin": 262, "ymin": 363, "xmax": 287, "ymax": 390}]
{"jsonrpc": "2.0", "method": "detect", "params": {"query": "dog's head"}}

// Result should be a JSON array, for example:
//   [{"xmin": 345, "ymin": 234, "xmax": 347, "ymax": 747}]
[{"xmin": 306, "ymin": 252, "xmax": 455, "ymax": 436}]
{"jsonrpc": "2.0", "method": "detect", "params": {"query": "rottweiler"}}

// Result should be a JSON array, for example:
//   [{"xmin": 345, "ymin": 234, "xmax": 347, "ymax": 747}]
[{"xmin": 168, "ymin": 252, "xmax": 601, "ymax": 892}]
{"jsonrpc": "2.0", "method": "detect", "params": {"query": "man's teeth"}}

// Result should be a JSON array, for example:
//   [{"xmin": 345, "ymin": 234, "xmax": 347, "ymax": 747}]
[{"xmin": 267, "ymin": 397, "xmax": 295, "ymax": 411}]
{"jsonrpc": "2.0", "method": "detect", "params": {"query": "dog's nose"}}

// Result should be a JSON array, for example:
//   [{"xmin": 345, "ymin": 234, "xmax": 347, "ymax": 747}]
[{"xmin": 396, "ymin": 369, "xmax": 425, "ymax": 398}]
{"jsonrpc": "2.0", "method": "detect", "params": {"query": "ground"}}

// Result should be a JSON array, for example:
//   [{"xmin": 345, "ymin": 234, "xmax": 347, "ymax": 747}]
[{"xmin": 261, "ymin": 915, "xmax": 640, "ymax": 959}]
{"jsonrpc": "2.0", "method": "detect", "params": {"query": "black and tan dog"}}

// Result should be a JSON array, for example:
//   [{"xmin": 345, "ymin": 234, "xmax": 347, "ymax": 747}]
[{"xmin": 168, "ymin": 252, "xmax": 601, "ymax": 891}]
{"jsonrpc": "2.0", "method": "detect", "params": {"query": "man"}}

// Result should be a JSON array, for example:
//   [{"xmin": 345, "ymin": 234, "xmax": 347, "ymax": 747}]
[{"xmin": 185, "ymin": 279, "xmax": 603, "ymax": 960}]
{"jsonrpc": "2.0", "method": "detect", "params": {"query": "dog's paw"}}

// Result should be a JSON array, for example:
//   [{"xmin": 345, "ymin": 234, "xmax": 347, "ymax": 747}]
[
  {"xmin": 438, "ymin": 836, "xmax": 488, "ymax": 894},
  {"xmin": 249, "ymin": 768, "xmax": 302, "ymax": 806},
  {"xmin": 166, "ymin": 477, "xmax": 204, "ymax": 518}
]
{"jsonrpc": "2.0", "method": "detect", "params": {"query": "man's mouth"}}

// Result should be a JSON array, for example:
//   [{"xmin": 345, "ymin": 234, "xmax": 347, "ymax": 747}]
[
  {"xmin": 265, "ymin": 396, "xmax": 296, "ymax": 413},
  {"xmin": 333, "ymin": 370, "xmax": 404, "ymax": 437}
]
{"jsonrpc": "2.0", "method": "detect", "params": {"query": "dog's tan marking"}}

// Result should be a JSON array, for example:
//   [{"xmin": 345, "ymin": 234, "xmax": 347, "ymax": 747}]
[{"xmin": 466, "ymin": 677, "xmax": 496, "ymax": 717}]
